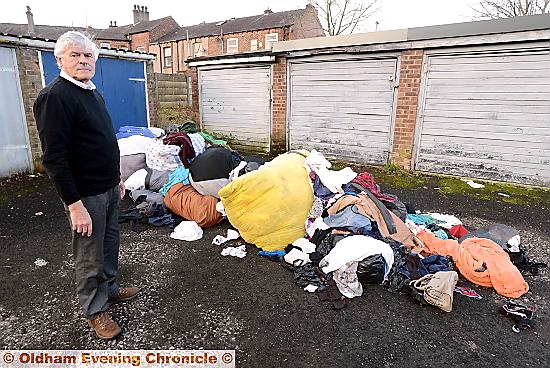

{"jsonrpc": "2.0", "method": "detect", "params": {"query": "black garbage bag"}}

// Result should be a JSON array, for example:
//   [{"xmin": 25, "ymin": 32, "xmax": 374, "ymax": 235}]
[{"xmin": 357, "ymin": 254, "xmax": 386, "ymax": 284}]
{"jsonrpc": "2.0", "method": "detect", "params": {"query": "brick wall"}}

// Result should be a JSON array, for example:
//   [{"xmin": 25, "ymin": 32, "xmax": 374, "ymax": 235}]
[
  {"xmin": 15, "ymin": 48, "xmax": 43, "ymax": 171},
  {"xmin": 271, "ymin": 57, "xmax": 287, "ymax": 152},
  {"xmin": 129, "ymin": 32, "xmax": 150, "ymax": 51},
  {"xmin": 149, "ymin": 17, "xmax": 179, "ymax": 43},
  {"xmin": 290, "ymin": 4, "xmax": 325, "ymax": 39},
  {"xmin": 95, "ymin": 39, "xmax": 131, "ymax": 49},
  {"xmin": 145, "ymin": 61, "xmax": 157, "ymax": 127},
  {"xmin": 391, "ymin": 50, "xmax": 423, "ymax": 169}
]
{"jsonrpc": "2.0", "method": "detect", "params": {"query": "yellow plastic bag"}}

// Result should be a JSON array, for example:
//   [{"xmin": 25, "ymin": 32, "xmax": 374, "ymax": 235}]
[{"xmin": 219, "ymin": 152, "xmax": 313, "ymax": 251}]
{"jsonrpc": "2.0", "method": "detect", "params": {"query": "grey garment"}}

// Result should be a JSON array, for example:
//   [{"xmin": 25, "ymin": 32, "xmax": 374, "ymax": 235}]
[
  {"xmin": 120, "ymin": 153, "xmax": 146, "ymax": 182},
  {"xmin": 64, "ymin": 185, "xmax": 120, "ymax": 320},
  {"xmin": 189, "ymin": 173, "xmax": 230, "ymax": 199},
  {"xmin": 145, "ymin": 168, "xmax": 170, "ymax": 192},
  {"xmin": 130, "ymin": 189, "xmax": 165, "ymax": 206},
  {"xmin": 459, "ymin": 223, "xmax": 519, "ymax": 250}
]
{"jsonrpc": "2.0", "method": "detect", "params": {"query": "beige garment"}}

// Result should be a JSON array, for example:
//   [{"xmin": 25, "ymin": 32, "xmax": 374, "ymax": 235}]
[{"xmin": 327, "ymin": 194, "xmax": 423, "ymax": 251}]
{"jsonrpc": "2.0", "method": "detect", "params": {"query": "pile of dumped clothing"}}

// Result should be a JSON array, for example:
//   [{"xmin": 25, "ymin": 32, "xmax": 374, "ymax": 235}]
[
  {"xmin": 216, "ymin": 149, "xmax": 546, "ymax": 330},
  {"xmin": 119, "ymin": 132, "xmax": 546, "ymax": 331},
  {"xmin": 117, "ymin": 123, "xmax": 258, "ymax": 235}
]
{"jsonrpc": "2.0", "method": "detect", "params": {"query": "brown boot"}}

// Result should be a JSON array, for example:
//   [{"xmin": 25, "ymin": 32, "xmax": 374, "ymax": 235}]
[
  {"xmin": 88, "ymin": 312, "xmax": 121, "ymax": 340},
  {"xmin": 108, "ymin": 287, "xmax": 140, "ymax": 304}
]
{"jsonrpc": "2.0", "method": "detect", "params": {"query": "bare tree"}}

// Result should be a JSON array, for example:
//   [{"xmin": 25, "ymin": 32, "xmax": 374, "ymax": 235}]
[
  {"xmin": 472, "ymin": 0, "xmax": 550, "ymax": 18},
  {"xmin": 308, "ymin": 0, "xmax": 381, "ymax": 36}
]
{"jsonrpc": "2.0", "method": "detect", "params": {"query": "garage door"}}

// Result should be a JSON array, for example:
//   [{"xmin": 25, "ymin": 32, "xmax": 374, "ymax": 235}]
[
  {"xmin": 0, "ymin": 47, "xmax": 32, "ymax": 176},
  {"xmin": 199, "ymin": 66, "xmax": 271, "ymax": 153},
  {"xmin": 415, "ymin": 48, "xmax": 550, "ymax": 186},
  {"xmin": 41, "ymin": 51, "xmax": 148, "ymax": 132},
  {"xmin": 288, "ymin": 57, "xmax": 398, "ymax": 164}
]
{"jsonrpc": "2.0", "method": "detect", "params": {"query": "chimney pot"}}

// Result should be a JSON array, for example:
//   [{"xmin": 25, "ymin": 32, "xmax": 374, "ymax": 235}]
[{"xmin": 264, "ymin": 8, "xmax": 273, "ymax": 14}]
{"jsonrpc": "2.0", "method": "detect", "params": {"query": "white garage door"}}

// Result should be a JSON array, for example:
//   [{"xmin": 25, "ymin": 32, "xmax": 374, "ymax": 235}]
[
  {"xmin": 0, "ymin": 47, "xmax": 32, "ymax": 177},
  {"xmin": 415, "ymin": 47, "xmax": 550, "ymax": 186},
  {"xmin": 199, "ymin": 66, "xmax": 271, "ymax": 153},
  {"xmin": 288, "ymin": 57, "xmax": 398, "ymax": 164}
]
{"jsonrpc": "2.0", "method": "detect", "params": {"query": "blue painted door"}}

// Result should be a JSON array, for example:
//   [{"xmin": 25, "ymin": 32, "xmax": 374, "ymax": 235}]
[{"xmin": 41, "ymin": 51, "xmax": 147, "ymax": 131}]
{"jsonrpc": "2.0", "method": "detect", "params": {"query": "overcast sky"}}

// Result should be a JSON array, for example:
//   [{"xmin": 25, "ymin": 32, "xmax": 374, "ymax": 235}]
[{"xmin": 2, "ymin": 0, "xmax": 481, "ymax": 32}]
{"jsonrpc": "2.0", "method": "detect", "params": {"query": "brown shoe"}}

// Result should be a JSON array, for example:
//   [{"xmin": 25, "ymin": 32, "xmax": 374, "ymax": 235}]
[
  {"xmin": 88, "ymin": 312, "xmax": 121, "ymax": 340},
  {"xmin": 108, "ymin": 287, "xmax": 140, "ymax": 304}
]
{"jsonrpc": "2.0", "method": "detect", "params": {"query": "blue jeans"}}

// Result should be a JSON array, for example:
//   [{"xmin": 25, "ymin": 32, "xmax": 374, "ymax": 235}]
[
  {"xmin": 65, "ymin": 186, "xmax": 120, "ymax": 319},
  {"xmin": 324, "ymin": 204, "xmax": 372, "ymax": 234}
]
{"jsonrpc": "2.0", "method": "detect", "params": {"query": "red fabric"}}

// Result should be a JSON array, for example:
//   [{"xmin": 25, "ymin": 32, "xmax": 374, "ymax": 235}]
[
  {"xmin": 449, "ymin": 225, "xmax": 469, "ymax": 238},
  {"xmin": 163, "ymin": 132, "xmax": 195, "ymax": 167},
  {"xmin": 351, "ymin": 172, "xmax": 395, "ymax": 202}
]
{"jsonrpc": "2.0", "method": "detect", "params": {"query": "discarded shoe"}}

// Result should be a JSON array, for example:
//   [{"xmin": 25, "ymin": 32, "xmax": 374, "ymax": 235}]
[
  {"xmin": 108, "ymin": 287, "xmax": 140, "ymax": 304},
  {"xmin": 499, "ymin": 302, "xmax": 536, "ymax": 332},
  {"xmin": 88, "ymin": 312, "xmax": 121, "ymax": 340}
]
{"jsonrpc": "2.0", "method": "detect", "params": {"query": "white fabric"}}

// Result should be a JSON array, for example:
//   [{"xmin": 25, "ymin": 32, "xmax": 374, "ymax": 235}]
[
  {"xmin": 170, "ymin": 221, "xmax": 203, "ymax": 241},
  {"xmin": 221, "ymin": 245, "xmax": 247, "ymax": 258},
  {"xmin": 145, "ymin": 140, "xmax": 182, "ymax": 171},
  {"xmin": 216, "ymin": 201, "xmax": 227, "ymax": 217},
  {"xmin": 304, "ymin": 149, "xmax": 357, "ymax": 193},
  {"xmin": 283, "ymin": 248, "xmax": 311, "ymax": 266},
  {"xmin": 124, "ymin": 168, "xmax": 147, "ymax": 191},
  {"xmin": 188, "ymin": 133, "xmax": 206, "ymax": 156},
  {"xmin": 304, "ymin": 284, "xmax": 319, "ymax": 293},
  {"xmin": 148, "ymin": 127, "xmax": 165, "ymax": 138},
  {"xmin": 60, "ymin": 70, "xmax": 96, "ymax": 90},
  {"xmin": 212, "ymin": 229, "xmax": 240, "ymax": 245},
  {"xmin": 428, "ymin": 213, "xmax": 463, "ymax": 229},
  {"xmin": 306, "ymin": 217, "xmax": 330, "ymax": 238},
  {"xmin": 333, "ymin": 261, "xmax": 363, "ymax": 298},
  {"xmin": 463, "ymin": 179, "xmax": 485, "ymax": 189},
  {"xmin": 292, "ymin": 238, "xmax": 316, "ymax": 254},
  {"xmin": 320, "ymin": 235, "xmax": 394, "ymax": 280},
  {"xmin": 118, "ymin": 135, "xmax": 155, "ymax": 156},
  {"xmin": 228, "ymin": 161, "xmax": 248, "ymax": 181}
]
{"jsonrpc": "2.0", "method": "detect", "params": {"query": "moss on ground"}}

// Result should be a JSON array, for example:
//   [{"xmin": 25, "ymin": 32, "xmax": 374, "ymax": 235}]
[{"xmin": 317, "ymin": 159, "xmax": 550, "ymax": 207}]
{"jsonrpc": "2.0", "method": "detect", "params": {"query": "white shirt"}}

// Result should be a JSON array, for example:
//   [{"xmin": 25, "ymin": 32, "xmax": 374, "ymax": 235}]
[{"xmin": 60, "ymin": 70, "xmax": 96, "ymax": 90}]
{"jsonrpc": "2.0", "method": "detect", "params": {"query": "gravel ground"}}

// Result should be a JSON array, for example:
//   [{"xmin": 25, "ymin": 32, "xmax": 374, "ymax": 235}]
[{"xmin": 0, "ymin": 173, "xmax": 549, "ymax": 367}]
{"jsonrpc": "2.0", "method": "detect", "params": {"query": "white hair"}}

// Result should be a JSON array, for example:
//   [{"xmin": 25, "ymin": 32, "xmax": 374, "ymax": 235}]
[{"xmin": 53, "ymin": 31, "xmax": 99, "ymax": 65}]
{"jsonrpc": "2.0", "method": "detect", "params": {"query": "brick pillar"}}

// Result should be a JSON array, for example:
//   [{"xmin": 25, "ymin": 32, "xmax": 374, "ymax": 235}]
[
  {"xmin": 145, "ymin": 61, "xmax": 158, "ymax": 127},
  {"xmin": 187, "ymin": 68, "xmax": 200, "ymax": 127},
  {"xmin": 391, "ymin": 49, "xmax": 423, "ymax": 169},
  {"xmin": 16, "ymin": 48, "xmax": 44, "ymax": 172},
  {"xmin": 271, "ymin": 57, "xmax": 287, "ymax": 153}
]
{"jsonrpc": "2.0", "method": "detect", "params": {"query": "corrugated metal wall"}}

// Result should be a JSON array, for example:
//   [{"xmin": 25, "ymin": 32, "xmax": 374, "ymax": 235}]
[
  {"xmin": 288, "ymin": 57, "xmax": 398, "ymax": 164},
  {"xmin": 0, "ymin": 47, "xmax": 32, "ymax": 176},
  {"xmin": 415, "ymin": 47, "xmax": 550, "ymax": 186},
  {"xmin": 199, "ymin": 66, "xmax": 271, "ymax": 153}
]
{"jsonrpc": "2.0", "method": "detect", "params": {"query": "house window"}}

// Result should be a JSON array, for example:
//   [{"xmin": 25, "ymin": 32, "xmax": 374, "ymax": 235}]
[
  {"xmin": 163, "ymin": 46, "xmax": 172, "ymax": 67},
  {"xmin": 250, "ymin": 39, "xmax": 258, "ymax": 51},
  {"xmin": 226, "ymin": 38, "xmax": 238, "ymax": 53},
  {"xmin": 136, "ymin": 46, "xmax": 145, "ymax": 52},
  {"xmin": 193, "ymin": 43, "xmax": 203, "ymax": 57},
  {"xmin": 99, "ymin": 42, "xmax": 111, "ymax": 49},
  {"xmin": 265, "ymin": 33, "xmax": 278, "ymax": 49}
]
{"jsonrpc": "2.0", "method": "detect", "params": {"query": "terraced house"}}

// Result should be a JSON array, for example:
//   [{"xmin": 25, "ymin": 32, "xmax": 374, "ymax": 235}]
[{"xmin": 149, "ymin": 5, "xmax": 324, "ymax": 74}]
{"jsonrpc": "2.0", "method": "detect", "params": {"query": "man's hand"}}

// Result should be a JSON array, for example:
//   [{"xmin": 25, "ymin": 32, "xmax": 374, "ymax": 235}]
[
  {"xmin": 68, "ymin": 200, "xmax": 92, "ymax": 236},
  {"xmin": 119, "ymin": 180, "xmax": 125, "ymax": 199}
]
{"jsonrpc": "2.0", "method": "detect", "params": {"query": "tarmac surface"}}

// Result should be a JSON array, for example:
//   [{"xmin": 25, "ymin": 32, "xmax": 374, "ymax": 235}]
[{"xmin": 0, "ymin": 171, "xmax": 549, "ymax": 367}]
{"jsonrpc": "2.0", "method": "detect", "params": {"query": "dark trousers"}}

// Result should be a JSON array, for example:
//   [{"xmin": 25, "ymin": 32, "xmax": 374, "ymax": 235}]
[{"xmin": 65, "ymin": 185, "xmax": 120, "ymax": 319}]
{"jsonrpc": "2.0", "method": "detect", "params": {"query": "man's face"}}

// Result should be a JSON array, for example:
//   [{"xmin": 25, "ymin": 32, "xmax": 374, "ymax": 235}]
[{"xmin": 57, "ymin": 45, "xmax": 96, "ymax": 83}]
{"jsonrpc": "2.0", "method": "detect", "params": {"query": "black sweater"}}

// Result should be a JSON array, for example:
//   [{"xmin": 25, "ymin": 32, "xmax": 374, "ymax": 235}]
[{"xmin": 34, "ymin": 77, "xmax": 120, "ymax": 205}]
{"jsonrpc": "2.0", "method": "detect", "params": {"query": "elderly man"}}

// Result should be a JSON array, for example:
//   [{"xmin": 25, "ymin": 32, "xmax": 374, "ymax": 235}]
[{"xmin": 33, "ymin": 31, "xmax": 139, "ymax": 340}]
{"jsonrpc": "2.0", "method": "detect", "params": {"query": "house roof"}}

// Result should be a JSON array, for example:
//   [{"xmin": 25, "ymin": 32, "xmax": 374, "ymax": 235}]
[
  {"xmin": 155, "ymin": 8, "xmax": 307, "ymax": 43},
  {"xmin": 0, "ymin": 16, "xmax": 177, "ymax": 42},
  {"xmin": 109, "ymin": 16, "xmax": 176, "ymax": 36}
]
